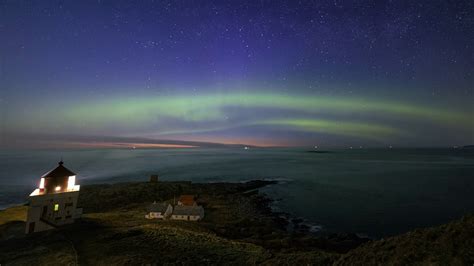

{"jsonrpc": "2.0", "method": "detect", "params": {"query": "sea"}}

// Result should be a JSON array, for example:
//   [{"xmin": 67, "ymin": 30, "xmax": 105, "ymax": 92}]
[{"xmin": 1, "ymin": 147, "xmax": 473, "ymax": 238}]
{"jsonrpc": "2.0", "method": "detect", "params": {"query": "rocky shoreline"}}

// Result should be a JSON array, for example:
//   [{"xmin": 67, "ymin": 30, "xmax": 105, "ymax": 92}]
[{"xmin": 245, "ymin": 181, "xmax": 371, "ymax": 253}]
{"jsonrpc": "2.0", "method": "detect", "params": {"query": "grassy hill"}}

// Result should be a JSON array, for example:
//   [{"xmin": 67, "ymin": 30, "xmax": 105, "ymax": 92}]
[{"xmin": 334, "ymin": 214, "xmax": 474, "ymax": 265}]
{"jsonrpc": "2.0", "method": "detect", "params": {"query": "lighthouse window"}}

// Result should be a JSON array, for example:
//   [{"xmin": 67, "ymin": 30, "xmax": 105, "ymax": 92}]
[
  {"xmin": 39, "ymin": 178, "xmax": 45, "ymax": 189},
  {"xmin": 67, "ymin": 175, "xmax": 76, "ymax": 190},
  {"xmin": 54, "ymin": 203, "xmax": 59, "ymax": 211}
]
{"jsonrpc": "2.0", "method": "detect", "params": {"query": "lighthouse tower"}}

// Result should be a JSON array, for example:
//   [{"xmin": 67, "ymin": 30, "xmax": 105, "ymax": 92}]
[{"xmin": 25, "ymin": 161, "xmax": 82, "ymax": 234}]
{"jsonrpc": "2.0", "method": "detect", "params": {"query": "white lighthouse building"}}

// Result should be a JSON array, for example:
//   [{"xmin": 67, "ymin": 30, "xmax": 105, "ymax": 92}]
[{"xmin": 25, "ymin": 161, "xmax": 82, "ymax": 234}]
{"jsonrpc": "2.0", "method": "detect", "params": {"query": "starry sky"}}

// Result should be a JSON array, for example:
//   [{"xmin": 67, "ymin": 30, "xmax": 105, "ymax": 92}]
[{"xmin": 1, "ymin": 0, "xmax": 473, "ymax": 147}]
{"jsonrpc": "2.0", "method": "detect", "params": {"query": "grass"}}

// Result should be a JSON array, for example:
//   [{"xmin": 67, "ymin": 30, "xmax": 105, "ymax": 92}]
[
  {"xmin": 64, "ymin": 211, "xmax": 270, "ymax": 265},
  {"xmin": 0, "ymin": 205, "xmax": 27, "ymax": 225},
  {"xmin": 334, "ymin": 214, "xmax": 474, "ymax": 265},
  {"xmin": 1, "ymin": 181, "xmax": 473, "ymax": 265}
]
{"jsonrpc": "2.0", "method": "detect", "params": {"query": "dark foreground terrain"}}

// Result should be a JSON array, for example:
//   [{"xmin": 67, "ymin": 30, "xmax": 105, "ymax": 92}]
[{"xmin": 0, "ymin": 180, "xmax": 473, "ymax": 265}]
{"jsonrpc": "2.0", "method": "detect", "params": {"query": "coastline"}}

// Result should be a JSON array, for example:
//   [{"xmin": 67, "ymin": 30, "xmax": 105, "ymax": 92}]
[
  {"xmin": 2, "ymin": 147, "xmax": 473, "ymax": 238},
  {"xmin": 0, "ymin": 179, "xmax": 473, "ymax": 264},
  {"xmin": 1, "ymin": 180, "xmax": 369, "ymax": 251}
]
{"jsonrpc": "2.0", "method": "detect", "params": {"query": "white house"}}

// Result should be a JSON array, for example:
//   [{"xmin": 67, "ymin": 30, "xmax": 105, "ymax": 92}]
[
  {"xmin": 170, "ymin": 205, "xmax": 204, "ymax": 221},
  {"xmin": 145, "ymin": 202, "xmax": 173, "ymax": 219},
  {"xmin": 25, "ymin": 161, "xmax": 83, "ymax": 234}
]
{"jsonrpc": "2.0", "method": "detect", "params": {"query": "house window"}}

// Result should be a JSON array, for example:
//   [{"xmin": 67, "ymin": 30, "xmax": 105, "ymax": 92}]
[{"xmin": 54, "ymin": 203, "xmax": 59, "ymax": 211}]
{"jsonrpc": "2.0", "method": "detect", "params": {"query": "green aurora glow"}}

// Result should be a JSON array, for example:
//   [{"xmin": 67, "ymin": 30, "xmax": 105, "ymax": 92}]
[{"xmin": 11, "ymin": 91, "xmax": 472, "ymax": 145}]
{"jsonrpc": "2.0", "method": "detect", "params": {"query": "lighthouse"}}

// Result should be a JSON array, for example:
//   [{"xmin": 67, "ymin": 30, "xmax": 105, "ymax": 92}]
[{"xmin": 25, "ymin": 161, "xmax": 82, "ymax": 234}]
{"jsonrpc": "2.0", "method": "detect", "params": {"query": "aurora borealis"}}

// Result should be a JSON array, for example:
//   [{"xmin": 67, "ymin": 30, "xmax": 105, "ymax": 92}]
[{"xmin": 1, "ymin": 1, "xmax": 473, "ymax": 147}]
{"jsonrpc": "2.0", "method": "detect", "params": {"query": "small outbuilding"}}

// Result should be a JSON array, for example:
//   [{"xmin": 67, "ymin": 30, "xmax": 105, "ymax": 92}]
[
  {"xmin": 149, "ymin": 175, "xmax": 159, "ymax": 183},
  {"xmin": 145, "ymin": 202, "xmax": 173, "ymax": 219},
  {"xmin": 171, "ymin": 205, "xmax": 204, "ymax": 221}
]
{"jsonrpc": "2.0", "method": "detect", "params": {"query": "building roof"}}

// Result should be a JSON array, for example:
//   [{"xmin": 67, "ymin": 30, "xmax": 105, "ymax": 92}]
[
  {"xmin": 148, "ymin": 202, "xmax": 170, "ymax": 213},
  {"xmin": 178, "ymin": 195, "xmax": 196, "ymax": 206},
  {"xmin": 41, "ymin": 161, "xmax": 76, "ymax": 178},
  {"xmin": 173, "ymin": 205, "xmax": 203, "ymax": 216}
]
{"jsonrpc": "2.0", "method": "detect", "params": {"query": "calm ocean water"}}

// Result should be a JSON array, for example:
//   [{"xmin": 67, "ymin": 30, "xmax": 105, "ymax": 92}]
[{"xmin": 1, "ymin": 147, "xmax": 473, "ymax": 237}]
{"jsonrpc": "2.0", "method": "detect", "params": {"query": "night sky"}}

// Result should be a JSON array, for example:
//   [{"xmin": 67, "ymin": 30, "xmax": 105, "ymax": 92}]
[{"xmin": 1, "ymin": 1, "xmax": 473, "ymax": 147}]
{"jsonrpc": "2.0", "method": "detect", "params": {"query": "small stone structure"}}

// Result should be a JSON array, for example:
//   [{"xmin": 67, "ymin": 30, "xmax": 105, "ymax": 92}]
[{"xmin": 150, "ymin": 174, "xmax": 159, "ymax": 183}]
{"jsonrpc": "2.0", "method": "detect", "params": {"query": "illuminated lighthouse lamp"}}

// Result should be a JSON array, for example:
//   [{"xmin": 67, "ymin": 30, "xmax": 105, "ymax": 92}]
[{"xmin": 30, "ymin": 161, "xmax": 80, "ymax": 196}]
